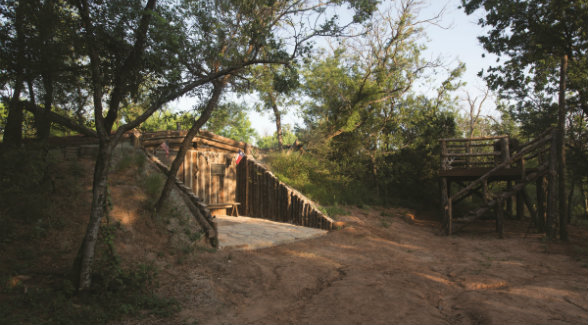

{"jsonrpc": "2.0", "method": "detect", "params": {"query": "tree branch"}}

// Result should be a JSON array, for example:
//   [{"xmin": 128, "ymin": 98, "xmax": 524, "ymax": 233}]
[{"xmin": 21, "ymin": 101, "xmax": 97, "ymax": 137}]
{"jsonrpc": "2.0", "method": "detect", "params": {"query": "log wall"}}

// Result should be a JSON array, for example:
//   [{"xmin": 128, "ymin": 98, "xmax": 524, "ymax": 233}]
[{"xmin": 236, "ymin": 157, "xmax": 335, "ymax": 230}]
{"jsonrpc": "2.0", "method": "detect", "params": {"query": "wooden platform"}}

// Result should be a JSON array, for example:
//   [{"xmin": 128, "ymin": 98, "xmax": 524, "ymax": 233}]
[
  {"xmin": 439, "ymin": 129, "xmax": 557, "ymax": 236},
  {"xmin": 439, "ymin": 167, "xmax": 537, "ymax": 181}
]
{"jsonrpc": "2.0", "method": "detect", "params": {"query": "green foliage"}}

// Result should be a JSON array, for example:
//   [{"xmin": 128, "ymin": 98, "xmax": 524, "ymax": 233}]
[
  {"xmin": 324, "ymin": 205, "xmax": 349, "ymax": 219},
  {"xmin": 289, "ymin": 4, "xmax": 463, "ymax": 207},
  {"xmin": 256, "ymin": 126, "xmax": 297, "ymax": 149},
  {"xmin": 461, "ymin": 0, "xmax": 587, "ymax": 136},
  {"xmin": 264, "ymin": 151, "xmax": 352, "ymax": 205},
  {"xmin": 142, "ymin": 173, "xmax": 165, "ymax": 207},
  {"xmin": 115, "ymin": 150, "xmax": 146, "ymax": 173},
  {"xmin": 122, "ymin": 107, "xmax": 197, "ymax": 132},
  {"xmin": 0, "ymin": 148, "xmax": 54, "ymax": 241},
  {"xmin": 205, "ymin": 102, "xmax": 257, "ymax": 143},
  {"xmin": 0, "ymin": 267, "xmax": 180, "ymax": 324},
  {"xmin": 0, "ymin": 102, "xmax": 6, "ymax": 140}
]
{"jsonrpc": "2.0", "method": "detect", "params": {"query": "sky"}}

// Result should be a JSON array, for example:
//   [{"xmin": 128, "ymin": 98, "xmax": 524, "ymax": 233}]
[{"xmin": 172, "ymin": 0, "xmax": 499, "ymax": 138}]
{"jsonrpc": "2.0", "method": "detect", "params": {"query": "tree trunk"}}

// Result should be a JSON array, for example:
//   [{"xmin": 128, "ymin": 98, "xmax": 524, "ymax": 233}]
[
  {"xmin": 3, "ymin": 3, "xmax": 26, "ymax": 147},
  {"xmin": 567, "ymin": 177, "xmax": 575, "ymax": 224},
  {"xmin": 154, "ymin": 79, "xmax": 228, "ymax": 213},
  {"xmin": 4, "ymin": 81, "xmax": 24, "ymax": 147},
  {"xmin": 74, "ymin": 139, "xmax": 113, "ymax": 291},
  {"xmin": 369, "ymin": 152, "xmax": 379, "ymax": 200},
  {"xmin": 36, "ymin": 73, "xmax": 54, "ymax": 140},
  {"xmin": 558, "ymin": 54, "xmax": 568, "ymax": 240},
  {"xmin": 581, "ymin": 182, "xmax": 588, "ymax": 219},
  {"xmin": 269, "ymin": 92, "xmax": 283, "ymax": 149}
]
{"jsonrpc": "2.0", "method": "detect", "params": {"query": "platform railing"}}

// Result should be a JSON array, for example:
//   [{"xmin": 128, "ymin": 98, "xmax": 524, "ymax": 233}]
[{"xmin": 440, "ymin": 135, "xmax": 509, "ymax": 170}]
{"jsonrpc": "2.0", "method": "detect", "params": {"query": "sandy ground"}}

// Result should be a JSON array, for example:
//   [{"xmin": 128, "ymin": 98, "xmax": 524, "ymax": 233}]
[
  {"xmin": 216, "ymin": 215, "xmax": 328, "ymax": 250},
  {"xmin": 146, "ymin": 207, "xmax": 588, "ymax": 325}
]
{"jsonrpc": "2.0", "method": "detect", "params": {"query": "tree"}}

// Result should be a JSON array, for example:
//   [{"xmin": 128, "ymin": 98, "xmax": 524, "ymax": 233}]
[
  {"xmin": 250, "ymin": 64, "xmax": 299, "ymax": 148},
  {"xmin": 461, "ymin": 0, "xmax": 588, "ymax": 240},
  {"xmin": 298, "ymin": 1, "xmax": 463, "ymax": 203},
  {"xmin": 152, "ymin": 0, "xmax": 378, "ymax": 218},
  {"xmin": 206, "ymin": 102, "xmax": 257, "ymax": 143},
  {"xmin": 256, "ymin": 125, "xmax": 298, "ymax": 149},
  {"xmin": 1, "ymin": 0, "xmax": 84, "ymax": 143},
  {"xmin": 457, "ymin": 88, "xmax": 494, "ymax": 138}
]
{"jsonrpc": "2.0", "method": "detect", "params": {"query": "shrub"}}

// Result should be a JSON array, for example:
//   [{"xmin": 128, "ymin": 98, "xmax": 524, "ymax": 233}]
[
  {"xmin": 264, "ymin": 151, "xmax": 354, "ymax": 205},
  {"xmin": 142, "ymin": 173, "xmax": 165, "ymax": 205}
]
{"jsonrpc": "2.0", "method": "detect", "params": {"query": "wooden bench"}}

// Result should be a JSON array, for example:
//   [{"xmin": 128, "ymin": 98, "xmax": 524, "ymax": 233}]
[{"xmin": 207, "ymin": 202, "xmax": 241, "ymax": 217}]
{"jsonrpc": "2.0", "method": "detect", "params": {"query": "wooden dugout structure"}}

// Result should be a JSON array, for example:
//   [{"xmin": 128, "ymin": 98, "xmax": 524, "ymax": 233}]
[
  {"xmin": 439, "ymin": 128, "xmax": 558, "ymax": 236},
  {"xmin": 140, "ymin": 130, "xmax": 335, "ymax": 230}
]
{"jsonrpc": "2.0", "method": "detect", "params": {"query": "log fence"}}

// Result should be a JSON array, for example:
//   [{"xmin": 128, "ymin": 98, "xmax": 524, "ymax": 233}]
[{"xmin": 237, "ymin": 157, "xmax": 335, "ymax": 230}]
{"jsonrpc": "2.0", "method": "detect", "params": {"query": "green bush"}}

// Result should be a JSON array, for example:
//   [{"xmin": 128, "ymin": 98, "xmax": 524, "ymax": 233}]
[
  {"xmin": 0, "ymin": 148, "xmax": 54, "ymax": 242},
  {"xmin": 142, "ymin": 173, "xmax": 165, "ymax": 205},
  {"xmin": 264, "ymin": 151, "xmax": 355, "ymax": 205},
  {"xmin": 115, "ymin": 150, "xmax": 146, "ymax": 173}
]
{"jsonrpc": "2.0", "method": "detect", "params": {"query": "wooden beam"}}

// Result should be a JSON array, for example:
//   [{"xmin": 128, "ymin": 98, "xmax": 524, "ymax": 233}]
[
  {"xmin": 195, "ymin": 137, "xmax": 241, "ymax": 152},
  {"xmin": 442, "ymin": 135, "xmax": 508, "ymax": 142},
  {"xmin": 496, "ymin": 197, "xmax": 504, "ymax": 238}
]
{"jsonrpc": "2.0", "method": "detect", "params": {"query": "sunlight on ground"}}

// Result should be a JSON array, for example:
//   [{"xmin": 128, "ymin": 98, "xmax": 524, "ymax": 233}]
[
  {"xmin": 282, "ymin": 249, "xmax": 341, "ymax": 267},
  {"xmin": 414, "ymin": 272, "xmax": 454, "ymax": 286},
  {"xmin": 369, "ymin": 237, "xmax": 424, "ymax": 251}
]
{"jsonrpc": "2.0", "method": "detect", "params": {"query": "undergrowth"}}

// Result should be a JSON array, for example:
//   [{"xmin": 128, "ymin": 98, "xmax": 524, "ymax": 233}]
[
  {"xmin": 0, "ymin": 147, "xmax": 181, "ymax": 324},
  {"xmin": 263, "ymin": 151, "xmax": 354, "ymax": 206},
  {"xmin": 0, "ymin": 264, "xmax": 179, "ymax": 324},
  {"xmin": 115, "ymin": 149, "xmax": 146, "ymax": 173}
]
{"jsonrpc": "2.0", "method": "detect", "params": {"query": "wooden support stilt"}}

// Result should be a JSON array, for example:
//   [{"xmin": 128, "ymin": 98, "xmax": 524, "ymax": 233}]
[
  {"xmin": 441, "ymin": 177, "xmax": 450, "ymax": 234},
  {"xmin": 483, "ymin": 179, "xmax": 489, "ymax": 204},
  {"xmin": 507, "ymin": 181, "xmax": 513, "ymax": 217},
  {"xmin": 516, "ymin": 184, "xmax": 525, "ymax": 220},
  {"xmin": 496, "ymin": 197, "xmax": 504, "ymax": 238},
  {"xmin": 536, "ymin": 176, "xmax": 546, "ymax": 232},
  {"xmin": 522, "ymin": 189, "xmax": 537, "ymax": 224},
  {"xmin": 448, "ymin": 199, "xmax": 453, "ymax": 236}
]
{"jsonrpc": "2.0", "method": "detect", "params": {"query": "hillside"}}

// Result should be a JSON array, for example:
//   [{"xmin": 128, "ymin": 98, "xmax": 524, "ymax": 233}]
[{"xmin": 0, "ymin": 144, "xmax": 210, "ymax": 323}]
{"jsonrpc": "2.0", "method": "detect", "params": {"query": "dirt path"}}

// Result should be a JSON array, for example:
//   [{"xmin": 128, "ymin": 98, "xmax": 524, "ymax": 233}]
[{"xmin": 151, "ymin": 207, "xmax": 588, "ymax": 325}]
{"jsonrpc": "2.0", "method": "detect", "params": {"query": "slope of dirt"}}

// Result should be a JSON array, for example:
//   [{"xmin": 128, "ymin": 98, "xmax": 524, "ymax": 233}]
[
  {"xmin": 150, "ymin": 206, "xmax": 588, "ymax": 325},
  {"xmin": 0, "ymin": 145, "xmax": 209, "ymax": 322}
]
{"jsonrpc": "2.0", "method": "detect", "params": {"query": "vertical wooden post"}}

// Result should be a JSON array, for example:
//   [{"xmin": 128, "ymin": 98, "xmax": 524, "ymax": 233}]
[
  {"xmin": 440, "ymin": 139, "xmax": 447, "ymax": 171},
  {"xmin": 483, "ymin": 179, "xmax": 489, "ymax": 204},
  {"xmin": 441, "ymin": 177, "xmax": 449, "ymax": 234},
  {"xmin": 448, "ymin": 198, "xmax": 453, "ymax": 236},
  {"xmin": 465, "ymin": 140, "xmax": 471, "ymax": 168},
  {"xmin": 507, "ymin": 181, "xmax": 513, "ymax": 217},
  {"xmin": 536, "ymin": 176, "xmax": 546, "ymax": 232},
  {"xmin": 522, "ymin": 189, "xmax": 537, "ymax": 224},
  {"xmin": 245, "ymin": 160, "xmax": 249, "ymax": 216},
  {"xmin": 496, "ymin": 197, "xmax": 504, "ymax": 238},
  {"xmin": 500, "ymin": 137, "xmax": 510, "ymax": 168},
  {"xmin": 516, "ymin": 185, "xmax": 525, "ymax": 220}
]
